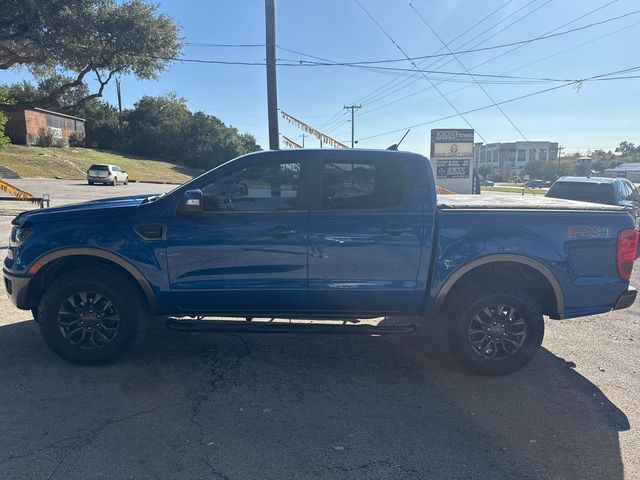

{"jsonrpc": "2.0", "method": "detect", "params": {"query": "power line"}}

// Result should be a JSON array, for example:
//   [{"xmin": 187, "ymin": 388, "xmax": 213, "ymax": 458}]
[
  {"xmin": 353, "ymin": 0, "xmax": 537, "ymax": 109},
  {"xmin": 356, "ymin": 65, "xmax": 640, "ymax": 141},
  {"xmin": 356, "ymin": 0, "xmax": 623, "ymax": 121},
  {"xmin": 291, "ymin": 0, "xmax": 554, "ymax": 132},
  {"xmin": 353, "ymin": 0, "xmax": 487, "ymax": 142},
  {"xmin": 353, "ymin": 0, "xmax": 516, "ymax": 105},
  {"xmin": 278, "ymin": 8, "xmax": 640, "ymax": 68},
  {"xmin": 167, "ymin": 54, "xmax": 576, "ymax": 82},
  {"xmin": 407, "ymin": 0, "xmax": 533, "ymax": 148},
  {"xmin": 360, "ymin": 15, "xmax": 640, "ymax": 124},
  {"xmin": 185, "ymin": 42, "xmax": 265, "ymax": 48},
  {"xmin": 306, "ymin": 0, "xmax": 518, "ymax": 134},
  {"xmin": 354, "ymin": 0, "xmax": 555, "ymax": 117}
]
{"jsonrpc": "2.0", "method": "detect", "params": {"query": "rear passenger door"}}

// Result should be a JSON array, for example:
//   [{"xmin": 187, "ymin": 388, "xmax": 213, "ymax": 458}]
[{"xmin": 307, "ymin": 155, "xmax": 426, "ymax": 314}]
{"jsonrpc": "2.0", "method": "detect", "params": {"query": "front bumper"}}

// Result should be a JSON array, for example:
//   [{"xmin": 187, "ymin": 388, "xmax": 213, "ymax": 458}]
[
  {"xmin": 3, "ymin": 269, "xmax": 33, "ymax": 310},
  {"xmin": 613, "ymin": 287, "xmax": 637, "ymax": 311}
]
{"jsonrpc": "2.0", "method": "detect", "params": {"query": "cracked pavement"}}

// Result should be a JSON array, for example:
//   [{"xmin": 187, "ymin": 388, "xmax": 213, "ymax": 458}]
[
  {"xmin": 0, "ymin": 181, "xmax": 639, "ymax": 479},
  {"xmin": 1, "ymin": 294, "xmax": 638, "ymax": 480}
]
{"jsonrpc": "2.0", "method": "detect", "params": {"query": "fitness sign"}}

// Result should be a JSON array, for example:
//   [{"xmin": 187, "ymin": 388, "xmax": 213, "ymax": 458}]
[{"xmin": 430, "ymin": 129, "xmax": 474, "ymax": 179}]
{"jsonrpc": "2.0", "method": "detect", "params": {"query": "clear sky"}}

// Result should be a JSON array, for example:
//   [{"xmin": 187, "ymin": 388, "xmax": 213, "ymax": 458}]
[{"xmin": 3, "ymin": 0, "xmax": 640, "ymax": 156}]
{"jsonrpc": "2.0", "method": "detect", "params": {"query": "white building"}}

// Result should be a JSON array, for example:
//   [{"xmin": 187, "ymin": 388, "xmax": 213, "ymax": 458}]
[{"xmin": 474, "ymin": 141, "xmax": 559, "ymax": 169}]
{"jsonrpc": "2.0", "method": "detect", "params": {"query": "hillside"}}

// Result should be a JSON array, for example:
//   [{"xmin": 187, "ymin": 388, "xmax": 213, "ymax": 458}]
[{"xmin": 0, "ymin": 145, "xmax": 202, "ymax": 183}]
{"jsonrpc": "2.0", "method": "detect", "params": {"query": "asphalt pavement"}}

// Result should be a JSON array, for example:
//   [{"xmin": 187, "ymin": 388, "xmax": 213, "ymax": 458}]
[{"xmin": 0, "ymin": 179, "xmax": 638, "ymax": 479}]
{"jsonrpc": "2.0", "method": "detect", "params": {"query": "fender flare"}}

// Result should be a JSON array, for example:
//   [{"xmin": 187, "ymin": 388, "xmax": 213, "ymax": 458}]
[
  {"xmin": 432, "ymin": 254, "xmax": 565, "ymax": 318},
  {"xmin": 30, "ymin": 247, "xmax": 157, "ymax": 309}
]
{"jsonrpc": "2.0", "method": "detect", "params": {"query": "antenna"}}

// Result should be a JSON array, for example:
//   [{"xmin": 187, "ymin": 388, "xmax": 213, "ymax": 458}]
[{"xmin": 386, "ymin": 129, "xmax": 410, "ymax": 151}]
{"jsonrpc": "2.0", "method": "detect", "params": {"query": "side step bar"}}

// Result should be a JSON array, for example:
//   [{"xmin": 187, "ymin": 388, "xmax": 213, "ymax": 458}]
[{"xmin": 166, "ymin": 318, "xmax": 416, "ymax": 335}]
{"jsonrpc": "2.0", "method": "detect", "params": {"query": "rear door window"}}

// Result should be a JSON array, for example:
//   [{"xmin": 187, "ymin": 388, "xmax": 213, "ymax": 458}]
[
  {"xmin": 621, "ymin": 181, "xmax": 638, "ymax": 201},
  {"xmin": 546, "ymin": 182, "xmax": 616, "ymax": 205},
  {"xmin": 322, "ymin": 160, "xmax": 407, "ymax": 210}
]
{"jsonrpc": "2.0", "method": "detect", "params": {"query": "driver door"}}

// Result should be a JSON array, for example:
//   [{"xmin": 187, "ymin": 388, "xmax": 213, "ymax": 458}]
[{"xmin": 166, "ymin": 158, "xmax": 309, "ymax": 314}]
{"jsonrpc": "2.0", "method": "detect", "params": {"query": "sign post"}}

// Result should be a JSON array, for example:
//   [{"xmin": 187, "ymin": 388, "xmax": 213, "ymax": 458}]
[{"xmin": 430, "ymin": 129, "xmax": 475, "ymax": 194}]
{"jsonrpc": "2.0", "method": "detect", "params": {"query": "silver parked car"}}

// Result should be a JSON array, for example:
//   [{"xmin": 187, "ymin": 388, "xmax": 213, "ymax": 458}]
[{"xmin": 87, "ymin": 164, "xmax": 129, "ymax": 186}]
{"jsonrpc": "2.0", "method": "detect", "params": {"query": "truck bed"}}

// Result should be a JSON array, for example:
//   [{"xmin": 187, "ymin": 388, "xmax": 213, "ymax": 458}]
[{"xmin": 437, "ymin": 194, "xmax": 625, "ymax": 211}]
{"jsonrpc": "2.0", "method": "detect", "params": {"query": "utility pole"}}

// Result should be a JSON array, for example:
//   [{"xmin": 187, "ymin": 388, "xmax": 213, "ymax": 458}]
[
  {"xmin": 265, "ymin": 0, "xmax": 279, "ymax": 150},
  {"xmin": 115, "ymin": 78, "xmax": 122, "ymax": 116},
  {"xmin": 298, "ymin": 133, "xmax": 308, "ymax": 148},
  {"xmin": 557, "ymin": 145, "xmax": 564, "ymax": 176},
  {"xmin": 343, "ymin": 104, "xmax": 362, "ymax": 148}
]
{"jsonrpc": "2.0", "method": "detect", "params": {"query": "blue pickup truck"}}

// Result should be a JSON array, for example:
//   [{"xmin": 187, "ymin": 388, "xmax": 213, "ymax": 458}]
[{"xmin": 3, "ymin": 149, "xmax": 638, "ymax": 375}]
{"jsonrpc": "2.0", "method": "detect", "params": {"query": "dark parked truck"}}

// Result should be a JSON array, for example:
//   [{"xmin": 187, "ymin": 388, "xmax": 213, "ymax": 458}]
[{"xmin": 3, "ymin": 150, "xmax": 638, "ymax": 375}]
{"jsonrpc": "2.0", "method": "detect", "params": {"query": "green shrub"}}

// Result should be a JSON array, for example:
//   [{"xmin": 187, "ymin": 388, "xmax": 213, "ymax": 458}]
[
  {"xmin": 36, "ymin": 127, "xmax": 54, "ymax": 147},
  {"xmin": 0, "ymin": 110, "xmax": 10, "ymax": 149},
  {"xmin": 68, "ymin": 131, "xmax": 84, "ymax": 147}
]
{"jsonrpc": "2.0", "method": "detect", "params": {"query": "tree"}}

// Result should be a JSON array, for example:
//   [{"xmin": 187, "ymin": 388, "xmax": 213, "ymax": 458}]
[
  {"xmin": 524, "ymin": 159, "xmax": 573, "ymax": 181},
  {"xmin": 0, "ymin": 0, "xmax": 182, "ymax": 112},
  {"xmin": 122, "ymin": 93, "xmax": 260, "ymax": 169},
  {"xmin": 0, "ymin": 92, "xmax": 9, "ymax": 149},
  {"xmin": 476, "ymin": 164, "xmax": 494, "ymax": 179},
  {"xmin": 124, "ymin": 93, "xmax": 191, "ymax": 161},
  {"xmin": 615, "ymin": 141, "xmax": 637, "ymax": 157},
  {"xmin": 1, "ymin": 76, "xmax": 91, "ymax": 110},
  {"xmin": 76, "ymin": 100, "xmax": 121, "ymax": 149}
]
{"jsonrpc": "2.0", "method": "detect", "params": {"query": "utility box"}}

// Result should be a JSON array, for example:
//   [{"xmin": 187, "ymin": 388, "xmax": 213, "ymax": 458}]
[{"xmin": 430, "ymin": 129, "xmax": 475, "ymax": 194}]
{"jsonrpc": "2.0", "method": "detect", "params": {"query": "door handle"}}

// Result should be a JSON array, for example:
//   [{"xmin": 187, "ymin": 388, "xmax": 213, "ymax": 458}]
[
  {"xmin": 383, "ymin": 223, "xmax": 411, "ymax": 236},
  {"xmin": 265, "ymin": 225, "xmax": 298, "ymax": 237}
]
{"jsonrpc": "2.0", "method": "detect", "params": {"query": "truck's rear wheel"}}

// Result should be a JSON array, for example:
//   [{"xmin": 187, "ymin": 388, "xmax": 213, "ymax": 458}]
[
  {"xmin": 38, "ymin": 269, "xmax": 144, "ymax": 365},
  {"xmin": 446, "ymin": 291, "xmax": 544, "ymax": 376}
]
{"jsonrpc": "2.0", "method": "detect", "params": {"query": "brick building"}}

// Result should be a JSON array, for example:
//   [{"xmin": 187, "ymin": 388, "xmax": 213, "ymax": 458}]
[{"xmin": 5, "ymin": 107, "xmax": 85, "ymax": 146}]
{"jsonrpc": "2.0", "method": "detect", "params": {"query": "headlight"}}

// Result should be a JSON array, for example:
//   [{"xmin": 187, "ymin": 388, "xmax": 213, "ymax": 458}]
[{"xmin": 9, "ymin": 226, "xmax": 32, "ymax": 247}]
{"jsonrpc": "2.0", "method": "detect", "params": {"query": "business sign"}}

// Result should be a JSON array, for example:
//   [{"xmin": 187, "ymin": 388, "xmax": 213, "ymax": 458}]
[
  {"xmin": 430, "ymin": 129, "xmax": 474, "ymax": 180},
  {"xmin": 432, "ymin": 142, "xmax": 474, "ymax": 157},
  {"xmin": 436, "ymin": 158, "xmax": 470, "ymax": 178}
]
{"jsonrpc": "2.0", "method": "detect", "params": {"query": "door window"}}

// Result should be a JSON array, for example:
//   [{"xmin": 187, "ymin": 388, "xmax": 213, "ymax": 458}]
[
  {"xmin": 201, "ymin": 162, "xmax": 301, "ymax": 211},
  {"xmin": 624, "ymin": 181, "xmax": 640, "ymax": 201},
  {"xmin": 322, "ymin": 160, "xmax": 406, "ymax": 210}
]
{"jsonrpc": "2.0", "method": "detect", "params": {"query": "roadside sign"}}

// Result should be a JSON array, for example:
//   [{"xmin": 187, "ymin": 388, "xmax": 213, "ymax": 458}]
[{"xmin": 430, "ymin": 129, "xmax": 475, "ymax": 193}]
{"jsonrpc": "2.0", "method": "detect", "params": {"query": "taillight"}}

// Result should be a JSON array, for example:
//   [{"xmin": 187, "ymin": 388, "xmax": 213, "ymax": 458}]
[{"xmin": 616, "ymin": 227, "xmax": 638, "ymax": 280}]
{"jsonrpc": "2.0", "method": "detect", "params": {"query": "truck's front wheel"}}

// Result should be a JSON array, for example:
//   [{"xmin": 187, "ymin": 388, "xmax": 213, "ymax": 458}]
[
  {"xmin": 447, "ymin": 291, "xmax": 544, "ymax": 376},
  {"xmin": 37, "ymin": 269, "xmax": 144, "ymax": 365}
]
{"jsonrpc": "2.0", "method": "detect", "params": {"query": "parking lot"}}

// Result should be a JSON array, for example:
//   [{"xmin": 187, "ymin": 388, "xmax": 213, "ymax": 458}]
[{"xmin": 0, "ymin": 179, "xmax": 639, "ymax": 479}]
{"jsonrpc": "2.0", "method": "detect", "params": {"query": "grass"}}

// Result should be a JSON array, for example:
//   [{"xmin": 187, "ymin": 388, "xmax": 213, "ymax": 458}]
[
  {"xmin": 0, "ymin": 145, "xmax": 203, "ymax": 183},
  {"xmin": 481, "ymin": 185, "xmax": 547, "ymax": 195}
]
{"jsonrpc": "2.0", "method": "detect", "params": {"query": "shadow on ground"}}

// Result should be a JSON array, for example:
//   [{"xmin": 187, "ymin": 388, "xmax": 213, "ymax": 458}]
[{"xmin": 0, "ymin": 319, "xmax": 628, "ymax": 480}]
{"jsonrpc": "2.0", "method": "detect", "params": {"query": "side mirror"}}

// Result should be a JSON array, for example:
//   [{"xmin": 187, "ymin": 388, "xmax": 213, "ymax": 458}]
[{"xmin": 180, "ymin": 189, "xmax": 204, "ymax": 214}]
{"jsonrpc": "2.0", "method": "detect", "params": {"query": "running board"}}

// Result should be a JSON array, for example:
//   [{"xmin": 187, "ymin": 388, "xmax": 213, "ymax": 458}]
[{"xmin": 165, "ymin": 318, "xmax": 416, "ymax": 335}]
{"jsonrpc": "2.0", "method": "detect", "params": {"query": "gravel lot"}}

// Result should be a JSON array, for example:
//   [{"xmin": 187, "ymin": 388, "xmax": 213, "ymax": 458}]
[{"xmin": 0, "ymin": 179, "xmax": 638, "ymax": 479}]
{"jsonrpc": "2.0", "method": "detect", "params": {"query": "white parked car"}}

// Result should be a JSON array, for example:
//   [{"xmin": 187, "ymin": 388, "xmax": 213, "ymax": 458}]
[{"xmin": 87, "ymin": 164, "xmax": 129, "ymax": 186}]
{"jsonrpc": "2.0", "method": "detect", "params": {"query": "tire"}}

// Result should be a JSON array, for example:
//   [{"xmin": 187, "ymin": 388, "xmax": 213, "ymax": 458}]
[
  {"xmin": 37, "ymin": 269, "xmax": 145, "ymax": 365},
  {"xmin": 124, "ymin": 178, "xmax": 129, "ymax": 185},
  {"xmin": 31, "ymin": 308, "xmax": 40, "ymax": 323},
  {"xmin": 112, "ymin": 177, "xmax": 118, "ymax": 186},
  {"xmin": 88, "ymin": 181, "xmax": 94, "ymax": 185},
  {"xmin": 446, "ymin": 291, "xmax": 544, "ymax": 376}
]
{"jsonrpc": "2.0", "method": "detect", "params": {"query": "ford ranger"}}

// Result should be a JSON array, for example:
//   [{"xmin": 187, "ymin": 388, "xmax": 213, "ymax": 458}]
[{"xmin": 3, "ymin": 149, "xmax": 638, "ymax": 375}]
